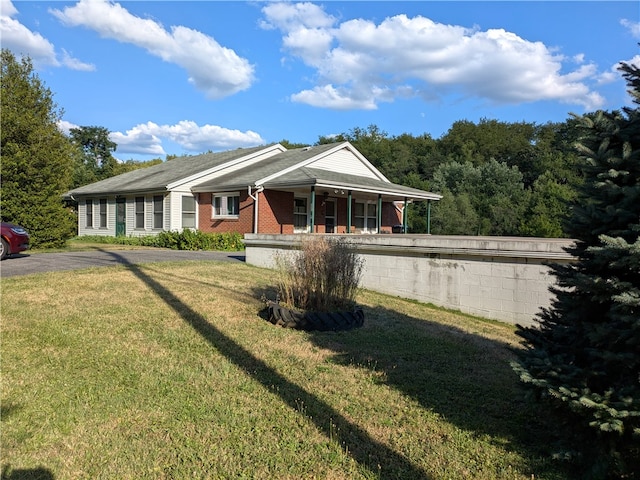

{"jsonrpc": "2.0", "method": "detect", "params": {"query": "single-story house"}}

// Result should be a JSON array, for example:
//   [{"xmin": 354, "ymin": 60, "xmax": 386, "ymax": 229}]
[{"xmin": 63, "ymin": 141, "xmax": 442, "ymax": 237}]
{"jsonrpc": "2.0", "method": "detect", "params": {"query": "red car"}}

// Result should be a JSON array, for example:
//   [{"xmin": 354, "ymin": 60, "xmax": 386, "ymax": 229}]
[{"xmin": 1, "ymin": 222, "xmax": 30, "ymax": 260}]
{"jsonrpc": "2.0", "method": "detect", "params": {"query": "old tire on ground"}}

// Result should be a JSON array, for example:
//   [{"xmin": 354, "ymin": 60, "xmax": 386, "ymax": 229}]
[{"xmin": 267, "ymin": 301, "xmax": 364, "ymax": 332}]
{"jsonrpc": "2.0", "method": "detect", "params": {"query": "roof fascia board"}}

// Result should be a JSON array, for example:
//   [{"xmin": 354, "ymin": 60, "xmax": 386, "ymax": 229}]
[
  {"xmin": 167, "ymin": 144, "xmax": 286, "ymax": 190},
  {"xmin": 313, "ymin": 181, "xmax": 442, "ymax": 200},
  {"xmin": 256, "ymin": 178, "xmax": 441, "ymax": 200},
  {"xmin": 64, "ymin": 187, "xmax": 170, "ymax": 199}
]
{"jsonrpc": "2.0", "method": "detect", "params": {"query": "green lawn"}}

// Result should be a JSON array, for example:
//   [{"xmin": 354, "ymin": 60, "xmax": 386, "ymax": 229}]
[{"xmin": 1, "ymin": 257, "xmax": 570, "ymax": 479}]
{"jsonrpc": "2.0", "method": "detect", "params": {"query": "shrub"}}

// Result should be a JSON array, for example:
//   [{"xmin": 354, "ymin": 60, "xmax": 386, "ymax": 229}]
[
  {"xmin": 274, "ymin": 236, "xmax": 364, "ymax": 312},
  {"xmin": 74, "ymin": 231, "xmax": 244, "ymax": 251}
]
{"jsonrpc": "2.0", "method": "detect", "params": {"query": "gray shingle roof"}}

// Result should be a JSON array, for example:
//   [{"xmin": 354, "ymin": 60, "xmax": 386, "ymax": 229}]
[
  {"xmin": 64, "ymin": 142, "xmax": 441, "ymax": 202},
  {"xmin": 64, "ymin": 144, "xmax": 273, "ymax": 197},
  {"xmin": 193, "ymin": 143, "xmax": 441, "ymax": 201},
  {"xmin": 192, "ymin": 143, "xmax": 339, "ymax": 191}
]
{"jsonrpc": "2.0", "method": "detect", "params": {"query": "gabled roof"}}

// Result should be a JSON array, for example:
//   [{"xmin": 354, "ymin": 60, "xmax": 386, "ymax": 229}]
[
  {"xmin": 192, "ymin": 142, "xmax": 442, "ymax": 201},
  {"xmin": 64, "ymin": 144, "xmax": 280, "ymax": 197},
  {"xmin": 64, "ymin": 141, "xmax": 441, "ymax": 202}
]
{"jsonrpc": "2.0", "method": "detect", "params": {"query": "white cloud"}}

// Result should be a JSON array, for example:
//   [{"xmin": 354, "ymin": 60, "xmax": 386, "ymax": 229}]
[
  {"xmin": 51, "ymin": 0, "xmax": 254, "ymax": 99},
  {"xmin": 59, "ymin": 118, "xmax": 264, "ymax": 156},
  {"xmin": 0, "ymin": 0, "xmax": 94, "ymax": 70},
  {"xmin": 263, "ymin": 5, "xmax": 606, "ymax": 111},
  {"xmin": 621, "ymin": 19, "xmax": 640, "ymax": 39},
  {"xmin": 57, "ymin": 119, "xmax": 77, "ymax": 135},
  {"xmin": 110, "ymin": 121, "xmax": 265, "ymax": 155}
]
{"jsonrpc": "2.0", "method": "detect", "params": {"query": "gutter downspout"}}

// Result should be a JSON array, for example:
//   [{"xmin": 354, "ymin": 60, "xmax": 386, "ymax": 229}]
[{"xmin": 248, "ymin": 185, "xmax": 264, "ymax": 234}]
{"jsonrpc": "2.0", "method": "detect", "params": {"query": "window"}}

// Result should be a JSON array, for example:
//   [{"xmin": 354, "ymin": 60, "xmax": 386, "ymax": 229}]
[
  {"xmin": 354, "ymin": 202, "xmax": 377, "ymax": 232},
  {"xmin": 135, "ymin": 197, "xmax": 145, "ymax": 229},
  {"xmin": 85, "ymin": 200, "xmax": 93, "ymax": 228},
  {"xmin": 213, "ymin": 193, "xmax": 239, "ymax": 218},
  {"xmin": 182, "ymin": 196, "xmax": 196, "ymax": 228},
  {"xmin": 294, "ymin": 197, "xmax": 308, "ymax": 232},
  {"xmin": 99, "ymin": 199, "xmax": 107, "ymax": 228},
  {"xmin": 153, "ymin": 195, "xmax": 164, "ymax": 229}
]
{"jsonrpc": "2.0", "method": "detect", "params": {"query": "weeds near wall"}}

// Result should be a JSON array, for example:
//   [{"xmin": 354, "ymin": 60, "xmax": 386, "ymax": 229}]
[{"xmin": 274, "ymin": 236, "xmax": 364, "ymax": 312}]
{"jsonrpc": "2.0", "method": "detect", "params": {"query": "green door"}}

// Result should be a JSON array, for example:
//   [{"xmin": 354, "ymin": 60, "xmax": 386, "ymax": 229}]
[{"xmin": 116, "ymin": 197, "xmax": 126, "ymax": 237}]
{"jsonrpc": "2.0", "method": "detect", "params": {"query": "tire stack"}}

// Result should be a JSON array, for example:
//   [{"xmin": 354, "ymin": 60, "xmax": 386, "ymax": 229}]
[{"xmin": 267, "ymin": 301, "xmax": 364, "ymax": 331}]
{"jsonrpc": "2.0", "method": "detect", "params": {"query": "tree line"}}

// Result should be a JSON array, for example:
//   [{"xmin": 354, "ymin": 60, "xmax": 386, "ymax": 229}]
[
  {"xmin": 310, "ymin": 119, "xmax": 584, "ymax": 237},
  {"xmin": 0, "ymin": 47, "xmax": 620, "ymax": 244}
]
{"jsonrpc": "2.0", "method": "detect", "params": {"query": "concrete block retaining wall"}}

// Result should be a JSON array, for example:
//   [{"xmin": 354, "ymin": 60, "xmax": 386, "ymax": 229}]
[{"xmin": 243, "ymin": 234, "xmax": 576, "ymax": 327}]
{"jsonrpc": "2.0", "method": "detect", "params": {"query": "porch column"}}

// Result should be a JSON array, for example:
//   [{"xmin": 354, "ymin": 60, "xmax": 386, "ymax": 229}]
[
  {"xmin": 310, "ymin": 186, "xmax": 316, "ymax": 233},
  {"xmin": 403, "ymin": 197, "xmax": 408, "ymax": 233},
  {"xmin": 347, "ymin": 190, "xmax": 352, "ymax": 233},
  {"xmin": 377, "ymin": 194, "xmax": 382, "ymax": 233},
  {"xmin": 427, "ymin": 199, "xmax": 432, "ymax": 235}
]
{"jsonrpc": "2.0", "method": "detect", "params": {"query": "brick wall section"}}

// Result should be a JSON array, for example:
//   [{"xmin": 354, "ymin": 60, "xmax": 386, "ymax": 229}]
[
  {"xmin": 382, "ymin": 203, "xmax": 402, "ymax": 232},
  {"xmin": 197, "ymin": 192, "xmax": 254, "ymax": 234},
  {"xmin": 199, "ymin": 189, "xmax": 407, "ymax": 235},
  {"xmin": 260, "ymin": 190, "xmax": 294, "ymax": 234}
]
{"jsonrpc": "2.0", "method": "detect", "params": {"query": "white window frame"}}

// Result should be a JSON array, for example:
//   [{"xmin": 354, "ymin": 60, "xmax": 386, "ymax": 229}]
[
  {"xmin": 182, "ymin": 195, "xmax": 197, "ymax": 229},
  {"xmin": 99, "ymin": 198, "xmax": 107, "ymax": 228},
  {"xmin": 135, "ymin": 196, "xmax": 145, "ymax": 229},
  {"xmin": 212, "ymin": 192, "xmax": 240, "ymax": 219},
  {"xmin": 153, "ymin": 195, "xmax": 164, "ymax": 229},
  {"xmin": 354, "ymin": 201, "xmax": 378, "ymax": 233},
  {"xmin": 293, "ymin": 196, "xmax": 309, "ymax": 233},
  {"xmin": 85, "ymin": 199, "xmax": 93, "ymax": 228}
]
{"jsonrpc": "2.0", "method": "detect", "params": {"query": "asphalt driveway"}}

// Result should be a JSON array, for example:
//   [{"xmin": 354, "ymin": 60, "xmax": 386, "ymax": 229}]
[{"xmin": 0, "ymin": 249, "xmax": 245, "ymax": 278}]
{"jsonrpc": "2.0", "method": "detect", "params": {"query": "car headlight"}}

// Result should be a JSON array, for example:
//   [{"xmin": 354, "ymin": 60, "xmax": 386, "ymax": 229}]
[{"xmin": 10, "ymin": 227, "xmax": 28, "ymax": 235}]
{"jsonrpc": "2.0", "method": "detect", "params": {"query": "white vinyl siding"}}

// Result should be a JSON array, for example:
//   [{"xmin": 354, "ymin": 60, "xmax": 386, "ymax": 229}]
[
  {"xmin": 78, "ymin": 198, "xmax": 116, "ymax": 236},
  {"xmin": 310, "ymin": 148, "xmax": 379, "ymax": 179}
]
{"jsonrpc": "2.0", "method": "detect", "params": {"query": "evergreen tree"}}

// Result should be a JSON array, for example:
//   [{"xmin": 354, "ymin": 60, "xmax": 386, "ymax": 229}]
[
  {"xmin": 512, "ymin": 62, "xmax": 640, "ymax": 478},
  {"xmin": 1, "ymin": 49, "xmax": 76, "ymax": 248}
]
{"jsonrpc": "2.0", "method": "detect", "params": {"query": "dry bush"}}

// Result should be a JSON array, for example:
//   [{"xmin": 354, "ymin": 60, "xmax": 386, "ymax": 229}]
[{"xmin": 274, "ymin": 236, "xmax": 364, "ymax": 312}]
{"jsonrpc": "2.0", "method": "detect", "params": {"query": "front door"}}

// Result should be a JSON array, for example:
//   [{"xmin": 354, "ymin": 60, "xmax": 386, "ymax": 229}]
[
  {"xmin": 116, "ymin": 197, "xmax": 126, "ymax": 236},
  {"xmin": 325, "ymin": 199, "xmax": 336, "ymax": 233}
]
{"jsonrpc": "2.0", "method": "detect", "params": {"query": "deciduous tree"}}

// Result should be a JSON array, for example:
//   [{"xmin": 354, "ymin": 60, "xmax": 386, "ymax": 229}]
[{"xmin": 69, "ymin": 125, "xmax": 118, "ymax": 187}]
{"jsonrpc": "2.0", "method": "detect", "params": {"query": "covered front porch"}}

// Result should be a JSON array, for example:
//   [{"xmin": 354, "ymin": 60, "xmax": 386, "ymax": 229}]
[{"xmin": 256, "ymin": 173, "xmax": 442, "ymax": 235}]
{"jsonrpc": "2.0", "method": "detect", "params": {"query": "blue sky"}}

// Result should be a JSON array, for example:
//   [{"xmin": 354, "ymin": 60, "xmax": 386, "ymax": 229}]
[{"xmin": 2, "ymin": 1, "xmax": 639, "ymax": 161}]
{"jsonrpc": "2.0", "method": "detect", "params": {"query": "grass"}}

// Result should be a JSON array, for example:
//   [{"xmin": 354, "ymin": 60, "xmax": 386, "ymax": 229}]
[{"xmin": 1, "ymin": 253, "xmax": 571, "ymax": 479}]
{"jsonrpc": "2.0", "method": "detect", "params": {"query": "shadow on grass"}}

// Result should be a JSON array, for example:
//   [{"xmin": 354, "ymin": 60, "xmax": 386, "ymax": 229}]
[
  {"xmin": 104, "ymin": 250, "xmax": 430, "ymax": 479},
  {"xmin": 1, "ymin": 465, "xmax": 54, "ymax": 480},
  {"xmin": 300, "ymin": 303, "xmax": 571, "ymax": 478}
]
